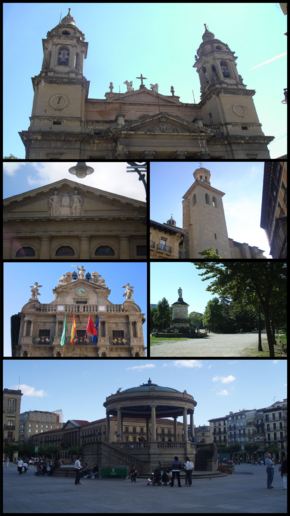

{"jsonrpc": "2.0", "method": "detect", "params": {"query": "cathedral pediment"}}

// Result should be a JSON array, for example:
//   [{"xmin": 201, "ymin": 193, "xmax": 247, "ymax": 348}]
[
  {"xmin": 4, "ymin": 179, "xmax": 145, "ymax": 220},
  {"xmin": 109, "ymin": 88, "xmax": 180, "ymax": 105},
  {"xmin": 114, "ymin": 113, "xmax": 214, "ymax": 135}
]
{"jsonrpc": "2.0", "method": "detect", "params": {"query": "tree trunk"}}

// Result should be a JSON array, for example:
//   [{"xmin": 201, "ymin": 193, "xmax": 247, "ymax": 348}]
[{"xmin": 263, "ymin": 309, "xmax": 275, "ymax": 357}]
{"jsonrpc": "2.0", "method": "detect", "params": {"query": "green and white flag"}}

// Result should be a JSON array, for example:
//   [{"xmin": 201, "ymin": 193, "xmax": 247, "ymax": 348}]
[{"xmin": 60, "ymin": 314, "xmax": 68, "ymax": 346}]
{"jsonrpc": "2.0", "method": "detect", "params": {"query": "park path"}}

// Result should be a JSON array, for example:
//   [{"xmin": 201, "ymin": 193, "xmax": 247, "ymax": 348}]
[{"xmin": 150, "ymin": 332, "xmax": 266, "ymax": 357}]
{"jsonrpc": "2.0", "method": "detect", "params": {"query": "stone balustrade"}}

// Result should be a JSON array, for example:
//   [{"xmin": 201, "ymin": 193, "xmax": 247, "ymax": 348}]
[{"xmin": 40, "ymin": 304, "xmax": 124, "ymax": 313}]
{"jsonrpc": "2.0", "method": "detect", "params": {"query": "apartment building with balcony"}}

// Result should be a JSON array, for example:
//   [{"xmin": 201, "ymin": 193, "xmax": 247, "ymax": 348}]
[
  {"xmin": 19, "ymin": 410, "xmax": 63, "ymax": 444},
  {"xmin": 150, "ymin": 217, "xmax": 185, "ymax": 259},
  {"xmin": 3, "ymin": 388, "xmax": 23, "ymax": 445}
]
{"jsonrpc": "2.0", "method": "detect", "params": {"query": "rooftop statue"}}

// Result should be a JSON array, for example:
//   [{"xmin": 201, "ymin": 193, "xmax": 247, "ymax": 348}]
[
  {"xmin": 123, "ymin": 283, "xmax": 134, "ymax": 299},
  {"xmin": 30, "ymin": 282, "xmax": 42, "ymax": 299}
]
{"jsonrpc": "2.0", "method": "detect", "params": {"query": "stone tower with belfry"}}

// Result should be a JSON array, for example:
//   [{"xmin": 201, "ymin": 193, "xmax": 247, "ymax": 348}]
[{"xmin": 182, "ymin": 167, "xmax": 231, "ymax": 258}]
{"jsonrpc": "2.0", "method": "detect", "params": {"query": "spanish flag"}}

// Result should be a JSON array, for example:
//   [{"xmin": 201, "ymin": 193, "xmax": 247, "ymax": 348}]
[{"xmin": 70, "ymin": 314, "xmax": 77, "ymax": 345}]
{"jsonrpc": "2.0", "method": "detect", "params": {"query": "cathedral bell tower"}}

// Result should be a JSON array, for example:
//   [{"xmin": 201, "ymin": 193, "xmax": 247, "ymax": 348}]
[
  {"xmin": 182, "ymin": 167, "xmax": 231, "ymax": 258},
  {"xmin": 193, "ymin": 25, "xmax": 273, "ymax": 158},
  {"xmin": 20, "ymin": 9, "xmax": 89, "ymax": 158}
]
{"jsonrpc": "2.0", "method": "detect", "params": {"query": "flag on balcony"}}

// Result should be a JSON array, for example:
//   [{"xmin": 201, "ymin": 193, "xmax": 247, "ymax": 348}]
[
  {"xmin": 92, "ymin": 315, "xmax": 99, "ymax": 343},
  {"xmin": 86, "ymin": 314, "xmax": 97, "ymax": 336},
  {"xmin": 70, "ymin": 314, "xmax": 77, "ymax": 345},
  {"xmin": 60, "ymin": 314, "xmax": 68, "ymax": 346}
]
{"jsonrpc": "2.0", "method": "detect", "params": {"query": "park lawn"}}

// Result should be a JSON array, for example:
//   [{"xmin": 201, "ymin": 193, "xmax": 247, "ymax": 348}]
[
  {"xmin": 243, "ymin": 338, "xmax": 287, "ymax": 357},
  {"xmin": 150, "ymin": 337, "xmax": 192, "ymax": 346}
]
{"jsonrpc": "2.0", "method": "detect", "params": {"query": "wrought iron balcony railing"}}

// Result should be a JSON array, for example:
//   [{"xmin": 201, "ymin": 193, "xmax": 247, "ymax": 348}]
[{"xmin": 157, "ymin": 243, "xmax": 172, "ymax": 253}]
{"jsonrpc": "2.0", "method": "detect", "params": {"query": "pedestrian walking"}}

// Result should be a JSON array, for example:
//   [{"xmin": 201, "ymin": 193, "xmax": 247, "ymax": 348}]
[
  {"xmin": 184, "ymin": 456, "xmax": 194, "ymax": 486},
  {"xmin": 170, "ymin": 456, "xmax": 182, "ymax": 487},
  {"xmin": 265, "ymin": 453, "xmax": 275, "ymax": 489},
  {"xmin": 17, "ymin": 457, "xmax": 24, "ymax": 475},
  {"xmin": 74, "ymin": 456, "xmax": 82, "ymax": 485},
  {"xmin": 281, "ymin": 457, "xmax": 287, "ymax": 490},
  {"xmin": 6, "ymin": 456, "xmax": 9, "ymax": 468}
]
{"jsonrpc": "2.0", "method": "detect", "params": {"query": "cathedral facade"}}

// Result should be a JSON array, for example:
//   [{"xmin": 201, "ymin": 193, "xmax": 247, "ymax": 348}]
[
  {"xmin": 150, "ymin": 167, "xmax": 266, "ymax": 259},
  {"xmin": 19, "ymin": 10, "xmax": 273, "ymax": 159},
  {"xmin": 11, "ymin": 266, "xmax": 146, "ymax": 358}
]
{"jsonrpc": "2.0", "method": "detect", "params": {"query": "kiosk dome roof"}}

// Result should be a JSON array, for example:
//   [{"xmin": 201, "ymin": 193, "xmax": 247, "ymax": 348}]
[{"xmin": 122, "ymin": 378, "xmax": 179, "ymax": 394}]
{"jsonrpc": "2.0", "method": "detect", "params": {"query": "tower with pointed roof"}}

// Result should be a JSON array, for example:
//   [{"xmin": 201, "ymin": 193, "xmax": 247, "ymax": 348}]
[
  {"xmin": 182, "ymin": 167, "xmax": 231, "ymax": 258},
  {"xmin": 20, "ymin": 9, "xmax": 89, "ymax": 159}
]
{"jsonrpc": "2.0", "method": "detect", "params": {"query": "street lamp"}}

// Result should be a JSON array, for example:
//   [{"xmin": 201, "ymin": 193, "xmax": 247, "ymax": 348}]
[
  {"xmin": 126, "ymin": 162, "xmax": 147, "ymax": 201},
  {"xmin": 68, "ymin": 162, "xmax": 95, "ymax": 178}
]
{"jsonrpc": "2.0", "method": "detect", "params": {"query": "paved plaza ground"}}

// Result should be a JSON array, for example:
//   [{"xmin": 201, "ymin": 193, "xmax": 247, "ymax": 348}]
[
  {"xmin": 150, "ymin": 332, "xmax": 267, "ymax": 357},
  {"xmin": 3, "ymin": 463, "xmax": 287, "ymax": 513}
]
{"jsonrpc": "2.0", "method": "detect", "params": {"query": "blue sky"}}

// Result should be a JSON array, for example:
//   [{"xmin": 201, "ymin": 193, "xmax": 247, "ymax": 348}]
[
  {"xmin": 3, "ymin": 3, "xmax": 287, "ymax": 158},
  {"xmin": 4, "ymin": 262, "xmax": 147, "ymax": 357},
  {"xmin": 3, "ymin": 162, "xmax": 147, "ymax": 203},
  {"xmin": 151, "ymin": 262, "xmax": 218, "ymax": 313},
  {"xmin": 150, "ymin": 162, "xmax": 271, "ymax": 257},
  {"xmin": 3, "ymin": 359, "xmax": 287, "ymax": 427}
]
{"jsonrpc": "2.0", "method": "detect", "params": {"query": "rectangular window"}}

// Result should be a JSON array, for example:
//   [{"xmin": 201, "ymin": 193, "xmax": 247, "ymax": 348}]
[
  {"xmin": 136, "ymin": 246, "xmax": 147, "ymax": 256},
  {"xmin": 39, "ymin": 329, "xmax": 50, "ymax": 337},
  {"xmin": 53, "ymin": 121, "xmax": 61, "ymax": 125},
  {"xmin": 132, "ymin": 427, "xmax": 136, "ymax": 433},
  {"xmin": 215, "ymin": 234, "xmax": 217, "ymax": 239},
  {"xmin": 216, "ymin": 249, "xmax": 218, "ymax": 254},
  {"xmin": 272, "ymin": 413, "xmax": 276, "ymax": 420},
  {"xmin": 101, "ymin": 321, "xmax": 106, "ymax": 338},
  {"xmin": 113, "ymin": 331, "xmax": 124, "ymax": 339}
]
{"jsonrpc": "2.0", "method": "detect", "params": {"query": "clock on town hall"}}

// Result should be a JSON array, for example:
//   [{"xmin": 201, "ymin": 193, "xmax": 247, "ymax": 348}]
[
  {"xmin": 49, "ymin": 94, "xmax": 70, "ymax": 110},
  {"xmin": 10, "ymin": 265, "xmax": 146, "ymax": 358},
  {"xmin": 76, "ymin": 287, "xmax": 87, "ymax": 296}
]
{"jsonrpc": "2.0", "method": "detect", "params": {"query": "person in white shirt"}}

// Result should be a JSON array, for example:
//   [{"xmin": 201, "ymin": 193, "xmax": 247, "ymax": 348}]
[
  {"xmin": 23, "ymin": 461, "xmax": 29, "ymax": 473},
  {"xmin": 74, "ymin": 457, "xmax": 82, "ymax": 485},
  {"xmin": 17, "ymin": 458, "xmax": 24, "ymax": 475}
]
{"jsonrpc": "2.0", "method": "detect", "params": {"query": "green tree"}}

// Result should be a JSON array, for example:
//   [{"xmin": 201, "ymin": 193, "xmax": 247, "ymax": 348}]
[
  {"xmin": 194, "ymin": 262, "xmax": 287, "ymax": 357},
  {"xmin": 198, "ymin": 247, "xmax": 222, "ymax": 259},
  {"xmin": 153, "ymin": 298, "xmax": 171, "ymax": 331},
  {"xmin": 244, "ymin": 443, "xmax": 260, "ymax": 458},
  {"xmin": 68, "ymin": 445, "xmax": 83, "ymax": 460},
  {"xmin": 188, "ymin": 313, "xmax": 203, "ymax": 329},
  {"xmin": 202, "ymin": 297, "xmax": 224, "ymax": 332},
  {"xmin": 150, "ymin": 306, "xmax": 158, "ymax": 331},
  {"xmin": 3, "ymin": 154, "xmax": 18, "ymax": 159}
]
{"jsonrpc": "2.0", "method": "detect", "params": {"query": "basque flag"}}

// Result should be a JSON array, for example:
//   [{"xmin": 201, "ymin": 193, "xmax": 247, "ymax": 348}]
[{"xmin": 92, "ymin": 315, "xmax": 99, "ymax": 343}]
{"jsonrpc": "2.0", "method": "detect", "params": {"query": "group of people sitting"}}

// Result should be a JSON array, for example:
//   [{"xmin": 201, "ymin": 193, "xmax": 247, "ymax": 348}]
[
  {"xmin": 81, "ymin": 463, "xmax": 99, "ymax": 479},
  {"xmin": 147, "ymin": 456, "xmax": 194, "ymax": 487}
]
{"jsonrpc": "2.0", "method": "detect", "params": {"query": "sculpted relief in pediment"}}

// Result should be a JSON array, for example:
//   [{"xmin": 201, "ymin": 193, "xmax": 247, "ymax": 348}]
[{"xmin": 49, "ymin": 190, "xmax": 83, "ymax": 216}]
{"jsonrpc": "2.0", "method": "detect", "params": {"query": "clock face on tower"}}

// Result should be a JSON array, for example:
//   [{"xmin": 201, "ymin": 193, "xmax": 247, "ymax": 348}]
[
  {"xmin": 76, "ymin": 287, "xmax": 87, "ymax": 296},
  {"xmin": 49, "ymin": 94, "xmax": 69, "ymax": 110}
]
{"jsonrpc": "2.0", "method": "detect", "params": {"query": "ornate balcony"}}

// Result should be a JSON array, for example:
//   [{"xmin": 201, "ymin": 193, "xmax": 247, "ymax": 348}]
[
  {"xmin": 40, "ymin": 304, "xmax": 124, "ymax": 313},
  {"xmin": 157, "ymin": 243, "xmax": 172, "ymax": 254}
]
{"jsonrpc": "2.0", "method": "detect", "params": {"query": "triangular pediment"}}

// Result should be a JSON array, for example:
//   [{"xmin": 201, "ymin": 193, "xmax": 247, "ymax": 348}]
[
  {"xmin": 109, "ymin": 87, "xmax": 180, "ymax": 105},
  {"xmin": 4, "ymin": 179, "xmax": 145, "ymax": 219},
  {"xmin": 113, "ymin": 112, "xmax": 214, "ymax": 135}
]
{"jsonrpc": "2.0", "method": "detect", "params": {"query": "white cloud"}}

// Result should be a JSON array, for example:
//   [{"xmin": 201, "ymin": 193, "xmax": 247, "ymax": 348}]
[
  {"xmin": 3, "ymin": 162, "xmax": 27, "ymax": 176},
  {"xmin": 10, "ymin": 384, "xmax": 47, "ymax": 397},
  {"xmin": 126, "ymin": 364, "xmax": 155, "ymax": 371},
  {"xmin": 212, "ymin": 375, "xmax": 236, "ymax": 384},
  {"xmin": 173, "ymin": 360, "xmax": 202, "ymax": 368},
  {"xmin": 217, "ymin": 389, "xmax": 229, "ymax": 396},
  {"xmin": 208, "ymin": 365, "xmax": 212, "ymax": 369},
  {"xmin": 273, "ymin": 360, "xmax": 278, "ymax": 364},
  {"xmin": 13, "ymin": 162, "xmax": 146, "ymax": 202},
  {"xmin": 163, "ymin": 363, "xmax": 169, "ymax": 367}
]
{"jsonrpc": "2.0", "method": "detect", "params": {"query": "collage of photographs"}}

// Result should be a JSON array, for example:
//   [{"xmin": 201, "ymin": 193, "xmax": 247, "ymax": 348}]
[{"xmin": 3, "ymin": 3, "xmax": 287, "ymax": 514}]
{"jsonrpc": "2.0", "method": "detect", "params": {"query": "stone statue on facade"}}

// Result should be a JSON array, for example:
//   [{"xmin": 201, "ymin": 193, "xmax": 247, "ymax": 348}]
[
  {"xmin": 71, "ymin": 265, "xmax": 86, "ymax": 278},
  {"xmin": 124, "ymin": 80, "xmax": 134, "ymax": 91},
  {"xmin": 30, "ymin": 282, "xmax": 42, "ymax": 299},
  {"xmin": 58, "ymin": 272, "xmax": 73, "ymax": 285},
  {"xmin": 49, "ymin": 191, "xmax": 61, "ymax": 216},
  {"xmin": 150, "ymin": 83, "xmax": 159, "ymax": 93},
  {"xmin": 91, "ymin": 272, "xmax": 106, "ymax": 285},
  {"xmin": 122, "ymin": 283, "xmax": 134, "ymax": 299},
  {"xmin": 71, "ymin": 190, "xmax": 83, "ymax": 216},
  {"xmin": 178, "ymin": 287, "xmax": 183, "ymax": 299}
]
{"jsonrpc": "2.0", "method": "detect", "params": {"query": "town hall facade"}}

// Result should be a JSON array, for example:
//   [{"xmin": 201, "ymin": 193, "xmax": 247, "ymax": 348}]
[{"xmin": 19, "ymin": 10, "xmax": 273, "ymax": 160}]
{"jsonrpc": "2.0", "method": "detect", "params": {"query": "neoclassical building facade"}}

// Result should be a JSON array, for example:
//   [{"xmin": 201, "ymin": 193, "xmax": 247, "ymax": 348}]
[
  {"xmin": 150, "ymin": 167, "xmax": 266, "ymax": 259},
  {"xmin": 19, "ymin": 10, "xmax": 273, "ymax": 159},
  {"xmin": 11, "ymin": 266, "xmax": 146, "ymax": 357},
  {"xmin": 3, "ymin": 177, "xmax": 147, "ymax": 260}
]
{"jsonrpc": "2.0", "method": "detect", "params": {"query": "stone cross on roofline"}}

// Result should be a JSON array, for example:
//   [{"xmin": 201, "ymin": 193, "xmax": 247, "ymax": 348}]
[{"xmin": 136, "ymin": 74, "xmax": 147, "ymax": 88}]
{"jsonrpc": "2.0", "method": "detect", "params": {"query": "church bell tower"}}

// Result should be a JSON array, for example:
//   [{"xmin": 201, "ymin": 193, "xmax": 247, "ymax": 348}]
[
  {"xmin": 20, "ymin": 9, "xmax": 89, "ymax": 158},
  {"xmin": 182, "ymin": 167, "xmax": 231, "ymax": 258},
  {"xmin": 193, "ymin": 25, "xmax": 273, "ymax": 158}
]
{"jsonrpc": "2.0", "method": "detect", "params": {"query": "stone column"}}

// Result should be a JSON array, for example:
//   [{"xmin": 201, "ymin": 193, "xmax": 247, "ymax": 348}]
[
  {"xmin": 190, "ymin": 412, "xmax": 194, "ymax": 439},
  {"xmin": 117, "ymin": 408, "xmax": 122, "ymax": 442},
  {"xmin": 146, "ymin": 417, "xmax": 150, "ymax": 442},
  {"xmin": 183, "ymin": 408, "xmax": 188, "ymax": 442},
  {"xmin": 119, "ymin": 236, "xmax": 130, "ymax": 259},
  {"xmin": 70, "ymin": 46, "xmax": 77, "ymax": 69},
  {"xmin": 80, "ymin": 236, "xmax": 90, "ymax": 259},
  {"xmin": 106, "ymin": 412, "xmax": 110, "ymax": 442},
  {"xmin": 39, "ymin": 236, "xmax": 51, "ymax": 259},
  {"xmin": 151, "ymin": 405, "xmax": 156, "ymax": 442},
  {"xmin": 120, "ymin": 414, "xmax": 124, "ymax": 442},
  {"xmin": 51, "ymin": 43, "xmax": 58, "ymax": 68},
  {"xmin": 174, "ymin": 417, "xmax": 177, "ymax": 442}
]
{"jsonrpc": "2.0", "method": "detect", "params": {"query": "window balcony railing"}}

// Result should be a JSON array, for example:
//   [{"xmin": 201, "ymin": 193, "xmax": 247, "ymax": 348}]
[
  {"xmin": 40, "ymin": 304, "xmax": 124, "ymax": 313},
  {"xmin": 110, "ymin": 338, "xmax": 130, "ymax": 346},
  {"xmin": 157, "ymin": 243, "xmax": 172, "ymax": 253},
  {"xmin": 33, "ymin": 336, "xmax": 54, "ymax": 345}
]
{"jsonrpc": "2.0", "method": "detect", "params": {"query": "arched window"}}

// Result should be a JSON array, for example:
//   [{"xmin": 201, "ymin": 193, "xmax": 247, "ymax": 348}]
[
  {"xmin": 212, "ymin": 197, "xmax": 218, "ymax": 208},
  {"xmin": 216, "ymin": 45, "xmax": 222, "ymax": 50},
  {"xmin": 62, "ymin": 30, "xmax": 70, "ymax": 35},
  {"xmin": 220, "ymin": 61, "xmax": 230, "ymax": 78},
  {"xmin": 58, "ymin": 47, "xmax": 69, "ymax": 65},
  {"xmin": 132, "ymin": 322, "xmax": 137, "ymax": 338},
  {"xmin": 211, "ymin": 65, "xmax": 218, "ymax": 79},
  {"xmin": 16, "ymin": 247, "xmax": 35, "ymax": 257},
  {"xmin": 192, "ymin": 194, "xmax": 197, "ymax": 206},
  {"xmin": 55, "ymin": 246, "xmax": 75, "ymax": 256},
  {"xmin": 95, "ymin": 246, "xmax": 115, "ymax": 256},
  {"xmin": 205, "ymin": 194, "xmax": 210, "ymax": 205},
  {"xmin": 202, "ymin": 66, "xmax": 209, "ymax": 83},
  {"xmin": 25, "ymin": 321, "xmax": 32, "ymax": 337}
]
